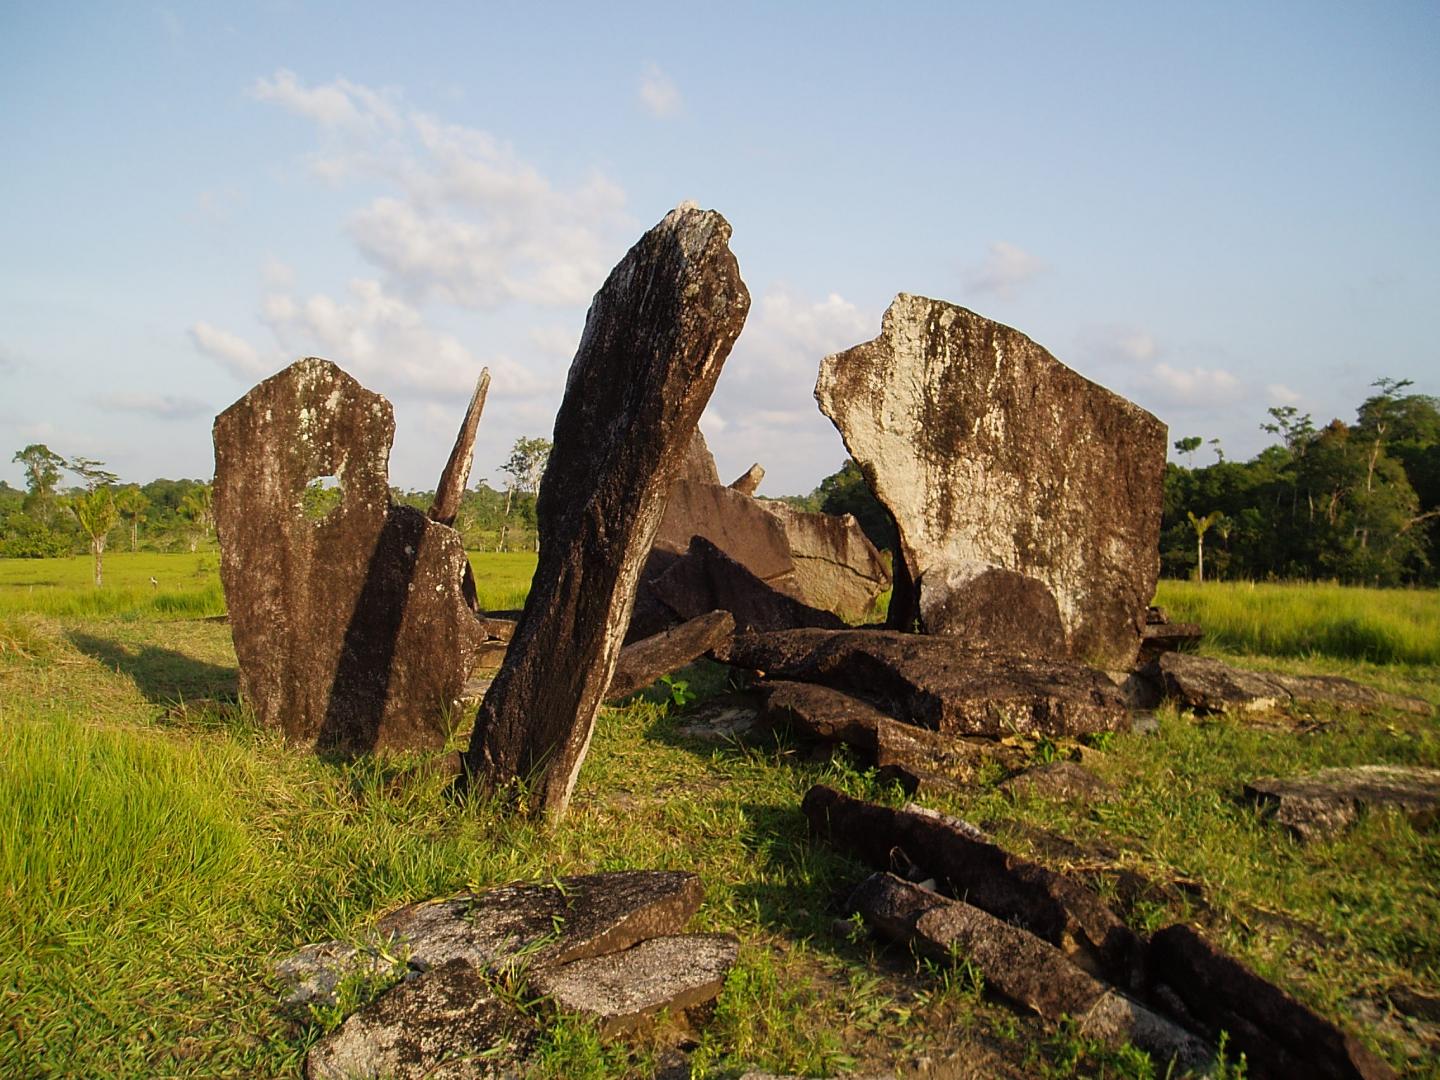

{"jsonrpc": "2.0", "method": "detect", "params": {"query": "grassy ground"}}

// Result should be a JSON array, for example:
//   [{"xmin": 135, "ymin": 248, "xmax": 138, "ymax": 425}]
[{"xmin": 2, "ymin": 559, "xmax": 1437, "ymax": 1077}]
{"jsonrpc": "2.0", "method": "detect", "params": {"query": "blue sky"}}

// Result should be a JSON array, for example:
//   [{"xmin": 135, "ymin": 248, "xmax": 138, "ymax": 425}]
[{"xmin": 2, "ymin": 2, "xmax": 1437, "ymax": 496}]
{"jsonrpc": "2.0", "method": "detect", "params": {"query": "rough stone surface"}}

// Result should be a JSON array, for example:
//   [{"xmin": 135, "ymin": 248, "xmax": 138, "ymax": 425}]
[
  {"xmin": 213, "ymin": 358, "xmax": 488, "ymax": 754},
  {"xmin": 1002, "ymin": 761, "xmax": 1117, "ymax": 804},
  {"xmin": 375, "ymin": 870, "xmax": 704, "ymax": 974},
  {"xmin": 759, "ymin": 680, "xmax": 895, "ymax": 751},
  {"xmin": 533, "ymin": 933, "xmax": 739, "ymax": 1034},
  {"xmin": 606, "ymin": 610, "xmax": 735, "ymax": 702},
  {"xmin": 1136, "ymin": 622, "xmax": 1202, "ymax": 662},
  {"xmin": 1149, "ymin": 923, "xmax": 1397, "ymax": 1080},
  {"xmin": 429, "ymin": 370, "xmax": 490, "ymax": 529},
  {"xmin": 273, "ymin": 940, "xmax": 399, "ymax": 1010},
  {"xmin": 850, "ymin": 874, "xmax": 1209, "ymax": 1072},
  {"xmin": 652, "ymin": 480, "xmax": 799, "ymax": 594},
  {"xmin": 461, "ymin": 205, "xmax": 749, "ymax": 815},
  {"xmin": 816, "ymin": 294, "xmax": 1166, "ymax": 668},
  {"xmin": 673, "ymin": 692, "xmax": 765, "ymax": 744},
  {"xmin": 1157, "ymin": 653, "xmax": 1432, "ymax": 716},
  {"xmin": 646, "ymin": 537, "xmax": 846, "ymax": 637},
  {"xmin": 804, "ymin": 785, "xmax": 1140, "ymax": 985},
  {"xmin": 729, "ymin": 463, "xmax": 765, "ymax": 495},
  {"xmin": 874, "ymin": 720, "xmax": 1020, "ymax": 795},
  {"xmin": 731, "ymin": 629, "xmax": 1129, "ymax": 738},
  {"xmin": 1244, "ymin": 765, "xmax": 1440, "ymax": 841},
  {"xmin": 680, "ymin": 428, "xmax": 722, "ymax": 485},
  {"xmin": 306, "ymin": 958, "xmax": 535, "ymax": 1080},
  {"xmin": 761, "ymin": 502, "xmax": 891, "ymax": 622}
]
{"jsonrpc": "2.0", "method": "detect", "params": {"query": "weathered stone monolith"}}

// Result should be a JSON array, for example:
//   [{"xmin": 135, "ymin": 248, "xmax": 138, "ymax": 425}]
[
  {"xmin": 213, "ymin": 358, "xmax": 488, "ymax": 754},
  {"xmin": 460, "ymin": 205, "xmax": 750, "ymax": 815},
  {"xmin": 816, "ymin": 295, "xmax": 1167, "ymax": 668}
]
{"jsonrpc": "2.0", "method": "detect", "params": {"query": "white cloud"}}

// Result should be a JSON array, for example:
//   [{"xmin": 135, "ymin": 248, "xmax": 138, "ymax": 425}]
[
  {"xmin": 1266, "ymin": 383, "xmax": 1301, "ymax": 405},
  {"xmin": 639, "ymin": 63, "xmax": 683, "ymax": 118},
  {"xmin": 96, "ymin": 393, "xmax": 211, "ymax": 420},
  {"xmin": 1142, "ymin": 362, "xmax": 1244, "ymax": 408},
  {"xmin": 250, "ymin": 70, "xmax": 631, "ymax": 309},
  {"xmin": 703, "ymin": 285, "xmax": 874, "ymax": 494},
  {"xmin": 262, "ymin": 257, "xmax": 296, "ymax": 289},
  {"xmin": 529, "ymin": 325, "xmax": 579, "ymax": 358},
  {"xmin": 0, "ymin": 344, "xmax": 20, "ymax": 373},
  {"xmin": 190, "ymin": 321, "xmax": 269, "ymax": 378},
  {"xmin": 962, "ymin": 241, "xmax": 1047, "ymax": 298}
]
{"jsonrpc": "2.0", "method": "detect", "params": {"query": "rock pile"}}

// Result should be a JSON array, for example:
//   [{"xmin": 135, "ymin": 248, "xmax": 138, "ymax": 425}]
[
  {"xmin": 275, "ymin": 870, "xmax": 738, "ymax": 1079},
  {"xmin": 806, "ymin": 786, "xmax": 1398, "ymax": 1080}
]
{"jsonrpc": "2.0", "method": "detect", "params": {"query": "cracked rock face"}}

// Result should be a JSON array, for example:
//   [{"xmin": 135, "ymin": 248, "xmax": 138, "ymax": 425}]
[
  {"xmin": 817, "ymin": 295, "xmax": 1166, "ymax": 668},
  {"xmin": 1245, "ymin": 765, "xmax": 1440, "ymax": 841},
  {"xmin": 213, "ymin": 358, "xmax": 487, "ymax": 754}
]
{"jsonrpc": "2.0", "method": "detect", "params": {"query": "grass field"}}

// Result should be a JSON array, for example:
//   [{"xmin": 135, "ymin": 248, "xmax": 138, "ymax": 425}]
[{"xmin": 2, "ymin": 557, "xmax": 1437, "ymax": 1077}]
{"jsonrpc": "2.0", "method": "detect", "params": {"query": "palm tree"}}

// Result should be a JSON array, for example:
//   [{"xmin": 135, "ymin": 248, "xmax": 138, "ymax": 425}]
[
  {"xmin": 68, "ymin": 487, "xmax": 118, "ymax": 587},
  {"xmin": 114, "ymin": 486, "xmax": 149, "ymax": 552},
  {"xmin": 179, "ymin": 483, "xmax": 214, "ymax": 552},
  {"xmin": 1186, "ymin": 510, "xmax": 1225, "ymax": 583}
]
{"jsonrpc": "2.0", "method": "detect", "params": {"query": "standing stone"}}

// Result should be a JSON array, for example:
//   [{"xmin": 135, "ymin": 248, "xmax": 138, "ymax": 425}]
[
  {"xmin": 213, "ymin": 358, "xmax": 488, "ymax": 754},
  {"xmin": 729, "ymin": 463, "xmax": 765, "ymax": 495},
  {"xmin": 461, "ymin": 205, "xmax": 750, "ymax": 816},
  {"xmin": 761, "ymin": 502, "xmax": 891, "ymax": 622},
  {"xmin": 816, "ymin": 294, "xmax": 1167, "ymax": 668}
]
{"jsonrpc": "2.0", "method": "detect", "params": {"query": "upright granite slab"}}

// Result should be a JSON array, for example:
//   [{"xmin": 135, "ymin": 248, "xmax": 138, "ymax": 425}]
[
  {"xmin": 461, "ymin": 205, "xmax": 750, "ymax": 815},
  {"xmin": 213, "ymin": 358, "xmax": 488, "ymax": 754},
  {"xmin": 816, "ymin": 294, "xmax": 1166, "ymax": 668}
]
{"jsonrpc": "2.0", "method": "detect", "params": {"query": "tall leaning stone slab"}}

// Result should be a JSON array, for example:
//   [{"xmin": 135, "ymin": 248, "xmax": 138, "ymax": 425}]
[
  {"xmin": 817, "ymin": 295, "xmax": 1166, "ymax": 668},
  {"xmin": 213, "ymin": 358, "xmax": 488, "ymax": 754},
  {"xmin": 461, "ymin": 205, "xmax": 750, "ymax": 816}
]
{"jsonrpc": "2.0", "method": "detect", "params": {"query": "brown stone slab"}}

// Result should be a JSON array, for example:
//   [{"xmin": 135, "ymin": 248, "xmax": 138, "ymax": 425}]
[
  {"xmin": 606, "ymin": 610, "xmax": 735, "ymax": 702},
  {"xmin": 761, "ymin": 502, "xmax": 891, "ymax": 623},
  {"xmin": 1149, "ymin": 923, "xmax": 1397, "ymax": 1080},
  {"xmin": 213, "ymin": 358, "xmax": 488, "ymax": 755},
  {"xmin": 460, "ymin": 205, "xmax": 749, "ymax": 816},
  {"xmin": 306, "ymin": 958, "xmax": 535, "ymax": 1080},
  {"xmin": 850, "ymin": 874, "xmax": 1209, "ymax": 1072},
  {"xmin": 730, "ymin": 629, "xmax": 1128, "ymax": 738},
  {"xmin": 1245, "ymin": 765, "xmax": 1440, "ymax": 841},
  {"xmin": 428, "ymin": 369, "xmax": 490, "ymax": 528},
  {"xmin": 817, "ymin": 295, "xmax": 1166, "ymax": 668},
  {"xmin": 1158, "ymin": 653, "xmax": 1431, "ymax": 716},
  {"xmin": 758, "ymin": 679, "xmax": 895, "ymax": 751},
  {"xmin": 873, "ymin": 719, "xmax": 1014, "ymax": 796},
  {"xmin": 533, "ymin": 933, "xmax": 738, "ymax": 1034},
  {"xmin": 729, "ymin": 463, "xmax": 765, "ymax": 495},
  {"xmin": 803, "ymin": 785, "xmax": 1140, "ymax": 985}
]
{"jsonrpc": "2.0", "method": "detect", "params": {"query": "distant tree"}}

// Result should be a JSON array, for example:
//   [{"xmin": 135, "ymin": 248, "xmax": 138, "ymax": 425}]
[
  {"xmin": 1186, "ymin": 510, "xmax": 1224, "ymax": 583},
  {"xmin": 12, "ymin": 443, "xmax": 68, "ymax": 523},
  {"xmin": 179, "ymin": 483, "xmax": 214, "ymax": 552},
  {"xmin": 1173, "ymin": 436, "xmax": 1202, "ymax": 467},
  {"xmin": 812, "ymin": 458, "xmax": 896, "ymax": 552},
  {"xmin": 497, "ymin": 437, "xmax": 551, "ymax": 551},
  {"xmin": 114, "ymin": 486, "xmax": 149, "ymax": 552},
  {"xmin": 67, "ymin": 487, "xmax": 118, "ymax": 586},
  {"xmin": 67, "ymin": 455, "xmax": 120, "ymax": 490}
]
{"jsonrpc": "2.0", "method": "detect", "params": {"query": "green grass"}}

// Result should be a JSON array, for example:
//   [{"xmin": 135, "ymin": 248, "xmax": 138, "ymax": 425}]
[
  {"xmin": 1, "ymin": 564, "xmax": 1436, "ymax": 1077},
  {"xmin": 1156, "ymin": 579, "xmax": 1440, "ymax": 666}
]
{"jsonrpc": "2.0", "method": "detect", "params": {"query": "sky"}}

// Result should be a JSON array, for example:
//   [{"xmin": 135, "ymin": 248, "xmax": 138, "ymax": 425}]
[{"xmin": 2, "ymin": 2, "xmax": 1437, "ymax": 497}]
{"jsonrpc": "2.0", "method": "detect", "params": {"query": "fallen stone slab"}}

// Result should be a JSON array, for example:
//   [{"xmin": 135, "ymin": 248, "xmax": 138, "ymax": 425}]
[
  {"xmin": 759, "ymin": 680, "xmax": 894, "ymax": 752},
  {"xmin": 1137, "ymin": 621, "xmax": 1202, "ymax": 662},
  {"xmin": 850, "ymin": 874, "xmax": 1209, "ymax": 1072},
  {"xmin": 729, "ymin": 463, "xmax": 765, "ymax": 495},
  {"xmin": 213, "ymin": 358, "xmax": 489, "ymax": 755},
  {"xmin": 273, "ymin": 940, "xmax": 403, "ymax": 1011},
  {"xmin": 1002, "ymin": 760, "xmax": 1117, "ymax": 804},
  {"xmin": 1244, "ymin": 765, "xmax": 1440, "ymax": 841},
  {"xmin": 803, "ymin": 785, "xmax": 1140, "ymax": 985},
  {"xmin": 375, "ymin": 870, "xmax": 704, "ymax": 974},
  {"xmin": 650, "ymin": 536, "xmax": 846, "ymax": 636},
  {"xmin": 1156, "ymin": 653, "xmax": 1431, "ymax": 716},
  {"xmin": 730, "ymin": 629, "xmax": 1128, "ymax": 738},
  {"xmin": 672, "ymin": 692, "xmax": 765, "ymax": 744},
  {"xmin": 652, "ymin": 479, "xmax": 801, "ymax": 594},
  {"xmin": 533, "ymin": 933, "xmax": 739, "ymax": 1034},
  {"xmin": 461, "ymin": 204, "xmax": 749, "ymax": 816},
  {"xmin": 606, "ymin": 610, "xmax": 735, "ymax": 703},
  {"xmin": 761, "ymin": 502, "xmax": 891, "ymax": 623},
  {"xmin": 306, "ymin": 958, "xmax": 535, "ymax": 1080},
  {"xmin": 816, "ymin": 294, "xmax": 1166, "ymax": 668},
  {"xmin": 1149, "ymin": 923, "xmax": 1397, "ymax": 1080},
  {"xmin": 874, "ymin": 719, "xmax": 1019, "ymax": 795}
]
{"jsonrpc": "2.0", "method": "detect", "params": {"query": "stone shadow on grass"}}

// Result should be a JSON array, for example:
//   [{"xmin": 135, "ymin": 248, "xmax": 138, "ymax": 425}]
[{"xmin": 66, "ymin": 631, "xmax": 239, "ymax": 705}]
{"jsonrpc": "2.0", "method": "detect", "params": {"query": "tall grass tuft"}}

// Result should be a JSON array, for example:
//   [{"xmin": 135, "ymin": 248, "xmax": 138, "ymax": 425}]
[{"xmin": 1155, "ymin": 580, "xmax": 1440, "ymax": 665}]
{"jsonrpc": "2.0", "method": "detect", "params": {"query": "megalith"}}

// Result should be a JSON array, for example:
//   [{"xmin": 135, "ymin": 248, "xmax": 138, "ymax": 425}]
[
  {"xmin": 213, "ymin": 358, "xmax": 488, "ymax": 754},
  {"xmin": 817, "ymin": 295, "xmax": 1166, "ymax": 668},
  {"xmin": 461, "ymin": 204, "xmax": 750, "ymax": 816}
]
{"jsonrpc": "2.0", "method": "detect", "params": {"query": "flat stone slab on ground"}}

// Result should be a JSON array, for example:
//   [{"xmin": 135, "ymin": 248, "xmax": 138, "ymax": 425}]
[
  {"xmin": 849, "ymin": 874, "xmax": 1210, "ymax": 1073},
  {"xmin": 730, "ymin": 629, "xmax": 1129, "ymax": 738},
  {"xmin": 1157, "ymin": 653, "xmax": 1431, "ymax": 717},
  {"xmin": 759, "ymin": 679, "xmax": 895, "ymax": 751},
  {"xmin": 606, "ymin": 609, "xmax": 734, "ymax": 703},
  {"xmin": 1245, "ymin": 765, "xmax": 1440, "ymax": 841},
  {"xmin": 1149, "ymin": 923, "xmax": 1397, "ymax": 1080},
  {"xmin": 672, "ymin": 692, "xmax": 765, "ymax": 744},
  {"xmin": 533, "ymin": 933, "xmax": 739, "ymax": 1034},
  {"xmin": 1002, "ymin": 760, "xmax": 1117, "ymax": 804},
  {"xmin": 375, "ymin": 870, "xmax": 703, "ymax": 974},
  {"xmin": 306, "ymin": 958, "xmax": 535, "ymax": 1080}
]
